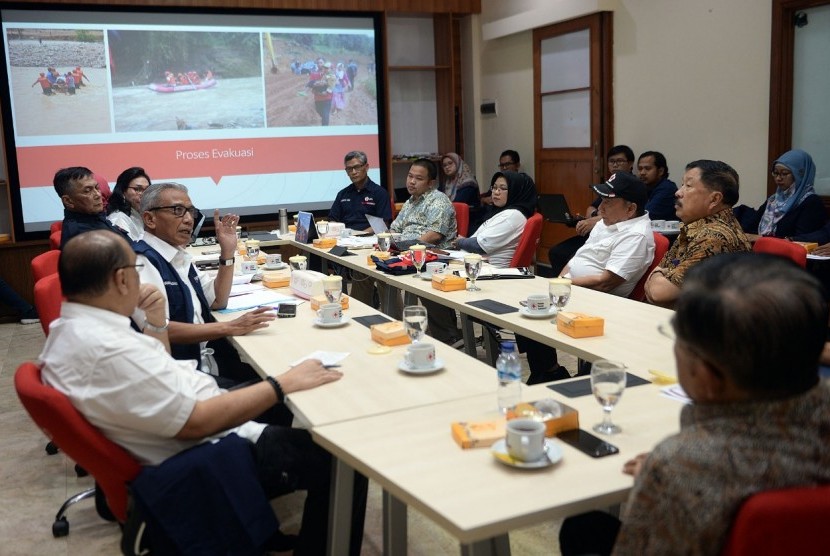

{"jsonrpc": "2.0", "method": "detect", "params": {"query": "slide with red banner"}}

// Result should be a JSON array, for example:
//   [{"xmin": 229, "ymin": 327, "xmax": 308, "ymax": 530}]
[{"xmin": 1, "ymin": 9, "xmax": 381, "ymax": 233}]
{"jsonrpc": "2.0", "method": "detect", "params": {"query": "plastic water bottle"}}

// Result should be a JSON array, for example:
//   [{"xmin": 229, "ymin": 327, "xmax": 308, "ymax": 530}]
[{"xmin": 496, "ymin": 341, "xmax": 521, "ymax": 413}]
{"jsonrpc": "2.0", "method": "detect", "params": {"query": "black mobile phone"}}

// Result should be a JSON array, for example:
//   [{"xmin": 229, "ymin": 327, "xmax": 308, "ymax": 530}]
[
  {"xmin": 277, "ymin": 304, "xmax": 297, "ymax": 318},
  {"xmin": 557, "ymin": 429, "xmax": 619, "ymax": 458}
]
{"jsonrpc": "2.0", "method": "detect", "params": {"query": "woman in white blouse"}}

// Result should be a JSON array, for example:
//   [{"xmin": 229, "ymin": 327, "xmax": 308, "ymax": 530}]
[
  {"xmin": 452, "ymin": 170, "xmax": 537, "ymax": 267},
  {"xmin": 107, "ymin": 167, "xmax": 151, "ymax": 240}
]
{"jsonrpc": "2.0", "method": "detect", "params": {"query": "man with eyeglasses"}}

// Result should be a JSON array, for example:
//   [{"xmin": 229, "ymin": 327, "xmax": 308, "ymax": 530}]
[
  {"xmin": 53, "ymin": 166, "xmax": 127, "ymax": 249},
  {"xmin": 327, "ymin": 151, "xmax": 391, "ymax": 306},
  {"xmin": 482, "ymin": 150, "xmax": 523, "ymax": 206},
  {"xmin": 132, "ymin": 182, "xmax": 275, "ymax": 386}
]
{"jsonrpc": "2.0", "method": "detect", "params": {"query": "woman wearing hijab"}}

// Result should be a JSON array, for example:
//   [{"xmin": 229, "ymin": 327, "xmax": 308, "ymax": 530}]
[
  {"xmin": 422, "ymin": 171, "xmax": 538, "ymax": 345},
  {"xmin": 747, "ymin": 149, "xmax": 826, "ymax": 238},
  {"xmin": 107, "ymin": 167, "xmax": 151, "ymax": 240},
  {"xmin": 452, "ymin": 170, "xmax": 537, "ymax": 267},
  {"xmin": 441, "ymin": 152, "xmax": 480, "ymax": 206}
]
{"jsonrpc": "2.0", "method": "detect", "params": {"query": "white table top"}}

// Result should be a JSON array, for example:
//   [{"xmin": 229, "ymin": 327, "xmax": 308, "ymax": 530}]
[
  {"xmin": 214, "ymin": 287, "xmax": 498, "ymax": 428},
  {"xmin": 292, "ymin": 241, "xmax": 677, "ymax": 379},
  {"xmin": 313, "ymin": 381, "xmax": 683, "ymax": 545}
]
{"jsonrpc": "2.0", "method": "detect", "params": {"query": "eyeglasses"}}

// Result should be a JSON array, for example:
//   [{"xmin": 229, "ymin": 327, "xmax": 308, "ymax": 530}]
[
  {"xmin": 608, "ymin": 158, "xmax": 629, "ymax": 166},
  {"xmin": 148, "ymin": 205, "xmax": 201, "ymax": 219},
  {"xmin": 491, "ymin": 185, "xmax": 509, "ymax": 192},
  {"xmin": 116, "ymin": 263, "xmax": 145, "ymax": 272},
  {"xmin": 345, "ymin": 163, "xmax": 366, "ymax": 173},
  {"xmin": 771, "ymin": 170, "xmax": 793, "ymax": 179},
  {"xmin": 497, "ymin": 162, "xmax": 517, "ymax": 170},
  {"xmin": 127, "ymin": 186, "xmax": 148, "ymax": 193}
]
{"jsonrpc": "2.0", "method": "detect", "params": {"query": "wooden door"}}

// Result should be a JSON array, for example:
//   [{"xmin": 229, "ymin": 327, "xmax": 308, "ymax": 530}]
[{"xmin": 533, "ymin": 13, "xmax": 613, "ymax": 264}]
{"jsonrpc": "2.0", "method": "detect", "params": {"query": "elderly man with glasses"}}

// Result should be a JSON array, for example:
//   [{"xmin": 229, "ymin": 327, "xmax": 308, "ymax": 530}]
[{"xmin": 132, "ymin": 182, "xmax": 275, "ymax": 387}]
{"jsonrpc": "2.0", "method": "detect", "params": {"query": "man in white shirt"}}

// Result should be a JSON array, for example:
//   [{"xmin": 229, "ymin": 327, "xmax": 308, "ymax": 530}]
[
  {"xmin": 40, "ymin": 230, "xmax": 342, "ymax": 554},
  {"xmin": 132, "ymin": 182, "xmax": 274, "ymax": 384},
  {"xmin": 521, "ymin": 172, "xmax": 655, "ymax": 384},
  {"xmin": 562, "ymin": 171, "xmax": 655, "ymax": 297}
]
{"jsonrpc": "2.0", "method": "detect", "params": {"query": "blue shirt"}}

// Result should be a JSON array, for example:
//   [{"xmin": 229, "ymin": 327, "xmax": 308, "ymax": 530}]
[
  {"xmin": 328, "ymin": 178, "xmax": 392, "ymax": 231},
  {"xmin": 646, "ymin": 178, "xmax": 679, "ymax": 221}
]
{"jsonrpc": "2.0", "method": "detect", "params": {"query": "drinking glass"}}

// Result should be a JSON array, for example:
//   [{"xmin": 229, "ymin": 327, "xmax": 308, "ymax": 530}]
[
  {"xmin": 377, "ymin": 233, "xmax": 392, "ymax": 252},
  {"xmin": 316, "ymin": 220, "xmax": 329, "ymax": 237},
  {"xmin": 464, "ymin": 254, "xmax": 482, "ymax": 291},
  {"xmin": 590, "ymin": 359, "xmax": 627, "ymax": 435},
  {"xmin": 548, "ymin": 278, "xmax": 572, "ymax": 320},
  {"xmin": 411, "ymin": 246, "xmax": 427, "ymax": 278},
  {"xmin": 403, "ymin": 305, "xmax": 428, "ymax": 343},
  {"xmin": 323, "ymin": 278, "xmax": 343, "ymax": 304}
]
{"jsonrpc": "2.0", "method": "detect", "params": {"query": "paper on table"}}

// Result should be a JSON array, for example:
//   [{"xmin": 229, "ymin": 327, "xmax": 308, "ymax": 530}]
[
  {"xmin": 338, "ymin": 236, "xmax": 377, "ymax": 249},
  {"xmin": 230, "ymin": 283, "xmax": 264, "ymax": 296},
  {"xmin": 219, "ymin": 290, "xmax": 297, "ymax": 312},
  {"xmin": 660, "ymin": 384, "xmax": 691, "ymax": 404},
  {"xmin": 290, "ymin": 351, "xmax": 349, "ymax": 367},
  {"xmin": 808, "ymin": 253, "xmax": 830, "ymax": 261},
  {"xmin": 231, "ymin": 274, "xmax": 254, "ymax": 285}
]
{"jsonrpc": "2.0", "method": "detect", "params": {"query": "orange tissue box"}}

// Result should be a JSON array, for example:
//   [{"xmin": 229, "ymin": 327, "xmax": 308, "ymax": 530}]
[
  {"xmin": 506, "ymin": 401, "xmax": 579, "ymax": 437},
  {"xmin": 370, "ymin": 321, "xmax": 411, "ymax": 346},
  {"xmin": 312, "ymin": 237, "xmax": 337, "ymax": 248},
  {"xmin": 556, "ymin": 311, "xmax": 604, "ymax": 338},
  {"xmin": 368, "ymin": 251, "xmax": 392, "ymax": 265},
  {"xmin": 431, "ymin": 273, "xmax": 467, "ymax": 292},
  {"xmin": 310, "ymin": 294, "xmax": 349, "ymax": 311},
  {"xmin": 794, "ymin": 241, "xmax": 817, "ymax": 253},
  {"xmin": 451, "ymin": 419, "xmax": 506, "ymax": 449},
  {"xmin": 262, "ymin": 270, "xmax": 290, "ymax": 289}
]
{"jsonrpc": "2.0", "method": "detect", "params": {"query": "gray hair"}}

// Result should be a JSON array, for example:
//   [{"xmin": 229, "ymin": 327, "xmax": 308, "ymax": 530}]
[
  {"xmin": 344, "ymin": 151, "xmax": 368, "ymax": 165},
  {"xmin": 140, "ymin": 182, "xmax": 189, "ymax": 213}
]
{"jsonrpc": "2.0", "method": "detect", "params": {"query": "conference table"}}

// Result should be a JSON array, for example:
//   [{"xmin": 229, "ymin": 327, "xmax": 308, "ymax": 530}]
[
  {"xmin": 312, "ymin": 380, "xmax": 683, "ymax": 555},
  {"xmin": 207, "ymin": 239, "xmax": 681, "ymax": 555}
]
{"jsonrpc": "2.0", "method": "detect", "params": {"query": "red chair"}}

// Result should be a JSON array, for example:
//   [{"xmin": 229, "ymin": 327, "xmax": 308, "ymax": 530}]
[
  {"xmin": 34, "ymin": 273, "xmax": 63, "ymax": 337},
  {"xmin": 49, "ymin": 221, "xmax": 63, "ymax": 234},
  {"xmin": 49, "ymin": 230, "xmax": 62, "ymax": 250},
  {"xmin": 752, "ymin": 236, "xmax": 807, "ymax": 268},
  {"xmin": 14, "ymin": 362, "xmax": 142, "ymax": 537},
  {"xmin": 453, "ymin": 202, "xmax": 470, "ymax": 237},
  {"xmin": 31, "ymin": 250, "xmax": 60, "ymax": 283},
  {"xmin": 510, "ymin": 212, "xmax": 543, "ymax": 268},
  {"xmin": 720, "ymin": 484, "xmax": 830, "ymax": 555},
  {"xmin": 629, "ymin": 232, "xmax": 671, "ymax": 302}
]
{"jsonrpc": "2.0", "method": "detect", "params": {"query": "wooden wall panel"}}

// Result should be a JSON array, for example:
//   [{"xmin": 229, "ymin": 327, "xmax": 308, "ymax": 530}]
[{"xmin": 6, "ymin": 0, "xmax": 480, "ymax": 14}]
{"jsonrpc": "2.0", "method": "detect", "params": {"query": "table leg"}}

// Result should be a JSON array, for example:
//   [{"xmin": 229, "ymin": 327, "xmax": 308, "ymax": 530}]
[
  {"xmin": 482, "ymin": 327, "xmax": 499, "ymax": 366},
  {"xmin": 459, "ymin": 313, "xmax": 477, "ymax": 357},
  {"xmin": 327, "ymin": 457, "xmax": 354, "ymax": 556},
  {"xmin": 382, "ymin": 490, "xmax": 407, "ymax": 555},
  {"xmin": 460, "ymin": 535, "xmax": 511, "ymax": 556}
]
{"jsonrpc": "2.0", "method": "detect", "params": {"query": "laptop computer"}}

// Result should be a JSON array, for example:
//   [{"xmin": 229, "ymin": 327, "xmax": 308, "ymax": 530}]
[
  {"xmin": 295, "ymin": 211, "xmax": 320, "ymax": 244},
  {"xmin": 365, "ymin": 214, "xmax": 389, "ymax": 235},
  {"xmin": 538, "ymin": 194, "xmax": 585, "ymax": 227}
]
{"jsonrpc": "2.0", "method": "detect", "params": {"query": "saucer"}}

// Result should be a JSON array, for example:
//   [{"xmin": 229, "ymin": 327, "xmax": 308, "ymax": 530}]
[
  {"xmin": 519, "ymin": 306, "xmax": 557, "ymax": 319},
  {"xmin": 491, "ymin": 439, "xmax": 563, "ymax": 469},
  {"xmin": 420, "ymin": 273, "xmax": 434, "ymax": 280},
  {"xmin": 312, "ymin": 316, "xmax": 350, "ymax": 328},
  {"xmin": 397, "ymin": 357, "xmax": 444, "ymax": 374},
  {"xmin": 264, "ymin": 262, "xmax": 287, "ymax": 270}
]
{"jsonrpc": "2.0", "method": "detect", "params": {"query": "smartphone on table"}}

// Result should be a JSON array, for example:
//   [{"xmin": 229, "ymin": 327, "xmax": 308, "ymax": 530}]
[{"xmin": 557, "ymin": 429, "xmax": 619, "ymax": 458}]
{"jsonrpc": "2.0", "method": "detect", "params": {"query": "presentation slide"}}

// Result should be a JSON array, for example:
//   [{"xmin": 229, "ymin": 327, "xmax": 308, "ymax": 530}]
[{"xmin": 0, "ymin": 8, "xmax": 383, "ymax": 236}]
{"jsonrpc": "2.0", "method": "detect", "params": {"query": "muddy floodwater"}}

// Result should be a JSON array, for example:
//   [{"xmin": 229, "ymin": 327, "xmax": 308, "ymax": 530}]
[{"xmin": 112, "ymin": 77, "xmax": 265, "ymax": 132}]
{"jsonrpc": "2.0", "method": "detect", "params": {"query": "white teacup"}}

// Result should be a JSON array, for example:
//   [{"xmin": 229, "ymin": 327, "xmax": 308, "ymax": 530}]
[
  {"xmin": 404, "ymin": 342, "xmax": 436, "ymax": 369},
  {"xmin": 316, "ymin": 303, "xmax": 342, "ymax": 323},
  {"xmin": 245, "ymin": 239, "xmax": 261, "ymax": 258},
  {"xmin": 526, "ymin": 293, "xmax": 550, "ymax": 314},
  {"xmin": 265, "ymin": 253, "xmax": 282, "ymax": 266},
  {"xmin": 665, "ymin": 220, "xmax": 681, "ymax": 230},
  {"xmin": 289, "ymin": 255, "xmax": 307, "ymax": 271},
  {"xmin": 424, "ymin": 261, "xmax": 447, "ymax": 278},
  {"xmin": 651, "ymin": 219, "xmax": 666, "ymax": 229},
  {"xmin": 505, "ymin": 419, "xmax": 546, "ymax": 462},
  {"xmin": 240, "ymin": 261, "xmax": 257, "ymax": 274}
]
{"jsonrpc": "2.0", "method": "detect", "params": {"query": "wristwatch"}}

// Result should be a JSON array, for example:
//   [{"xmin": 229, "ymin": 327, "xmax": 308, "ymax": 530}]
[
  {"xmin": 218, "ymin": 256, "xmax": 235, "ymax": 266},
  {"xmin": 143, "ymin": 318, "xmax": 170, "ymax": 333}
]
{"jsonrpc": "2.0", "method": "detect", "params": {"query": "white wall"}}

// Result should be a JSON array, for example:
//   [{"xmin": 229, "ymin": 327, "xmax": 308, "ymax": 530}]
[{"xmin": 475, "ymin": 0, "xmax": 772, "ymax": 207}]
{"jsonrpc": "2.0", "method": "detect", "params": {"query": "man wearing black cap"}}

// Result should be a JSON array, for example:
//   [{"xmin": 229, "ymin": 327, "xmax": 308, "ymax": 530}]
[
  {"xmin": 520, "ymin": 172, "xmax": 655, "ymax": 384},
  {"xmin": 560, "ymin": 171, "xmax": 655, "ymax": 296}
]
